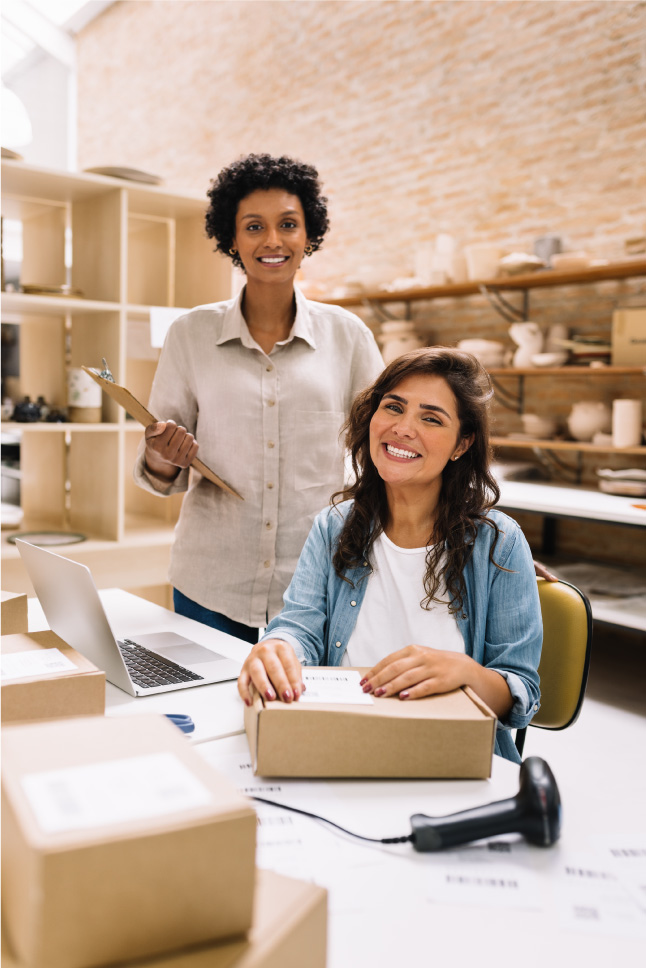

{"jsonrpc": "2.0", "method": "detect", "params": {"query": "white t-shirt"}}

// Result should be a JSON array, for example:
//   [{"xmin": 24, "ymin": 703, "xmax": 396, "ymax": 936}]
[{"xmin": 341, "ymin": 531, "xmax": 465, "ymax": 668}]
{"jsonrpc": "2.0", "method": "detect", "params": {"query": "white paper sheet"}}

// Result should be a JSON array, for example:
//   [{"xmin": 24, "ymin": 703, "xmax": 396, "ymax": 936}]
[
  {"xmin": 299, "ymin": 668, "xmax": 374, "ymax": 705},
  {"xmin": 21, "ymin": 752, "xmax": 213, "ymax": 833},
  {"xmin": 149, "ymin": 306, "xmax": 190, "ymax": 347},
  {"xmin": 1, "ymin": 647, "xmax": 76, "ymax": 681}
]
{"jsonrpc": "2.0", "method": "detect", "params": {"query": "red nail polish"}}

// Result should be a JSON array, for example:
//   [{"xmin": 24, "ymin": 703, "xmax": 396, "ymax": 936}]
[
  {"xmin": 399, "ymin": 691, "xmax": 410, "ymax": 700},
  {"xmin": 283, "ymin": 690, "xmax": 292, "ymax": 702},
  {"xmin": 362, "ymin": 683, "xmax": 373, "ymax": 693},
  {"xmin": 244, "ymin": 698, "xmax": 251, "ymax": 707},
  {"xmin": 265, "ymin": 689, "xmax": 275, "ymax": 701},
  {"xmin": 359, "ymin": 677, "xmax": 367, "ymax": 686},
  {"xmin": 374, "ymin": 687, "xmax": 385, "ymax": 697}
]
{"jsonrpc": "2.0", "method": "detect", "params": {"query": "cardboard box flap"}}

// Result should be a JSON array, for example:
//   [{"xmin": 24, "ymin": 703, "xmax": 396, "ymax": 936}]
[{"xmin": 256, "ymin": 685, "xmax": 493, "ymax": 721}]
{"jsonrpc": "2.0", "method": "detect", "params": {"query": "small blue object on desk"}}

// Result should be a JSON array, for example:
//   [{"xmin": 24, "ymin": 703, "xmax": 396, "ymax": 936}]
[{"xmin": 165, "ymin": 713, "xmax": 195, "ymax": 734}]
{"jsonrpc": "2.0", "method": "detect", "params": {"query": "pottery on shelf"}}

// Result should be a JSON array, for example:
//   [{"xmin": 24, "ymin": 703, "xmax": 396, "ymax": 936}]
[
  {"xmin": 509, "ymin": 321, "xmax": 544, "ymax": 368},
  {"xmin": 378, "ymin": 321, "xmax": 424, "ymax": 364},
  {"xmin": 567, "ymin": 401, "xmax": 612, "ymax": 441}
]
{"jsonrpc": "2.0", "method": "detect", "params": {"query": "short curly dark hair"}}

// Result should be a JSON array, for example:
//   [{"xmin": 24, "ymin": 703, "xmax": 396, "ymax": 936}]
[{"xmin": 205, "ymin": 153, "xmax": 329, "ymax": 270}]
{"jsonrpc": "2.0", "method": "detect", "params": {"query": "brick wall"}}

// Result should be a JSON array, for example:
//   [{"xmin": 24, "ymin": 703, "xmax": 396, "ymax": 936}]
[{"xmin": 76, "ymin": 0, "xmax": 646, "ymax": 569}]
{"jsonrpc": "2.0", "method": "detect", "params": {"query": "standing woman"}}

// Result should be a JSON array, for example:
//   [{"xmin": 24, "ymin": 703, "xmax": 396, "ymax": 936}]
[{"xmin": 134, "ymin": 154, "xmax": 383, "ymax": 643}]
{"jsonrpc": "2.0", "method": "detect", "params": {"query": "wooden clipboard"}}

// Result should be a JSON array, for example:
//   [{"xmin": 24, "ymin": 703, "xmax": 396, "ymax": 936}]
[{"xmin": 82, "ymin": 366, "xmax": 243, "ymax": 499}]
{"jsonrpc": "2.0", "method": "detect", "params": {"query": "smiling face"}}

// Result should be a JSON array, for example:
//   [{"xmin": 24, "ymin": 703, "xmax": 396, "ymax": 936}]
[
  {"xmin": 369, "ymin": 373, "xmax": 472, "ymax": 496},
  {"xmin": 232, "ymin": 188, "xmax": 308, "ymax": 286}
]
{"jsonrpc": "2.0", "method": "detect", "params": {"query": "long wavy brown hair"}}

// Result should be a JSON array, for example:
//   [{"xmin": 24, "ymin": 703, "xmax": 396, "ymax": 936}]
[{"xmin": 332, "ymin": 347, "xmax": 502, "ymax": 616}]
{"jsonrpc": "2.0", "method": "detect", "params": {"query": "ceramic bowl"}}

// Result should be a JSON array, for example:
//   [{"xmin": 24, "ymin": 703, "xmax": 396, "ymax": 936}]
[
  {"xmin": 531, "ymin": 352, "xmax": 569, "ymax": 367},
  {"xmin": 521, "ymin": 413, "xmax": 558, "ymax": 438}
]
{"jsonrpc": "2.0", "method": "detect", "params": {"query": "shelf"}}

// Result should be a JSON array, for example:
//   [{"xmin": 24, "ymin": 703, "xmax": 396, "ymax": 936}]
[
  {"xmin": 1, "ymin": 292, "xmax": 121, "ymax": 318},
  {"xmin": 0, "ymin": 422, "xmax": 123, "ymax": 432},
  {"xmin": 492, "ymin": 436, "xmax": 646, "ymax": 456},
  {"xmin": 489, "ymin": 366, "xmax": 646, "ymax": 377},
  {"xmin": 320, "ymin": 259, "xmax": 646, "ymax": 306}
]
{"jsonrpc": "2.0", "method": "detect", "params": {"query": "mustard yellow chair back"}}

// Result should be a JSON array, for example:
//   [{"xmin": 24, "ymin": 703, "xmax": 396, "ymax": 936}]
[{"xmin": 515, "ymin": 578, "xmax": 592, "ymax": 757}]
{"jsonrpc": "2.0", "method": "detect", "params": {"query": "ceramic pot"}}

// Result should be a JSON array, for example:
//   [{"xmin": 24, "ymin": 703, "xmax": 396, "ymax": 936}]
[
  {"xmin": 567, "ymin": 401, "xmax": 611, "ymax": 441},
  {"xmin": 509, "ymin": 322, "xmax": 544, "ymax": 368},
  {"xmin": 379, "ymin": 322, "xmax": 424, "ymax": 364}
]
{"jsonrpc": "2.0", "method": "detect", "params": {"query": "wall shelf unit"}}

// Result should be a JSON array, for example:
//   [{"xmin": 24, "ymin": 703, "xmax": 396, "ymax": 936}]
[
  {"xmin": 1, "ymin": 159, "xmax": 230, "ymax": 597},
  {"xmin": 320, "ymin": 259, "xmax": 646, "ymax": 308},
  {"xmin": 320, "ymin": 256, "xmax": 646, "ymax": 633}
]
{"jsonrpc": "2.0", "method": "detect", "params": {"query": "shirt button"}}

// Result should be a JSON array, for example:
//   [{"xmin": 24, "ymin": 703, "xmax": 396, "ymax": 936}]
[
  {"xmin": 335, "ymin": 641, "xmax": 342, "ymax": 648},
  {"xmin": 534, "ymin": 704, "xmax": 539, "ymax": 711},
  {"xmin": 267, "ymin": 400, "xmax": 275, "ymax": 407},
  {"xmin": 266, "ymin": 365, "xmax": 273, "ymax": 372},
  {"xmin": 268, "ymin": 441, "xmax": 275, "ymax": 449},
  {"xmin": 350, "ymin": 601, "xmax": 357, "ymax": 607},
  {"xmin": 264, "ymin": 560, "xmax": 271, "ymax": 568},
  {"xmin": 265, "ymin": 521, "xmax": 272, "ymax": 530},
  {"xmin": 267, "ymin": 482, "xmax": 274, "ymax": 489}
]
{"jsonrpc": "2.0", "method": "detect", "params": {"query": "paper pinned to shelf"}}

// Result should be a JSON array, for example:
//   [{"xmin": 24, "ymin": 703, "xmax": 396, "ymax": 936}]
[
  {"xmin": 150, "ymin": 306, "xmax": 189, "ymax": 348},
  {"xmin": 81, "ymin": 366, "xmax": 242, "ymax": 499}
]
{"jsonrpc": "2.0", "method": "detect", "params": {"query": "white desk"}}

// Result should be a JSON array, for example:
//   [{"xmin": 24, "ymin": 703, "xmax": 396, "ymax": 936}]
[
  {"xmin": 497, "ymin": 479, "xmax": 646, "ymax": 528},
  {"xmin": 26, "ymin": 591, "xmax": 645, "ymax": 966}
]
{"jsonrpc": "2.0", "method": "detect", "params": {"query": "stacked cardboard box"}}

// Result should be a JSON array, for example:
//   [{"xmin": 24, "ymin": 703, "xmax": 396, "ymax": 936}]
[
  {"xmin": 1, "ymin": 591, "xmax": 28, "ymax": 634},
  {"xmin": 1, "ymin": 715, "xmax": 259, "ymax": 968},
  {"xmin": 1, "ymin": 869, "xmax": 327, "ymax": 968},
  {"xmin": 1, "ymin": 630, "xmax": 105, "ymax": 724}
]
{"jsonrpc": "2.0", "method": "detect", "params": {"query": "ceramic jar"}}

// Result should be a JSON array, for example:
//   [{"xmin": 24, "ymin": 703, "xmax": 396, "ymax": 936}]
[
  {"xmin": 567, "ymin": 401, "xmax": 612, "ymax": 441},
  {"xmin": 509, "ymin": 322, "xmax": 544, "ymax": 368},
  {"xmin": 378, "ymin": 321, "xmax": 424, "ymax": 364}
]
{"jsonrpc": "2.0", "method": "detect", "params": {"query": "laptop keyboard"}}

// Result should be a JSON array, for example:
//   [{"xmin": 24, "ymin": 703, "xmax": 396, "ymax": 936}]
[{"xmin": 119, "ymin": 639, "xmax": 204, "ymax": 689}]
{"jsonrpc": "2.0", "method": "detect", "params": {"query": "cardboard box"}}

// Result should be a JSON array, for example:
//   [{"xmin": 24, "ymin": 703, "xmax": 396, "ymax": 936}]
[
  {"xmin": 1, "ymin": 869, "xmax": 327, "ymax": 968},
  {"xmin": 1, "ymin": 591, "xmax": 28, "ymax": 635},
  {"xmin": 612, "ymin": 307, "xmax": 646, "ymax": 365},
  {"xmin": 1, "ymin": 631, "xmax": 106, "ymax": 724},
  {"xmin": 1, "ymin": 715, "xmax": 257, "ymax": 968},
  {"xmin": 245, "ymin": 669, "xmax": 496, "ymax": 779}
]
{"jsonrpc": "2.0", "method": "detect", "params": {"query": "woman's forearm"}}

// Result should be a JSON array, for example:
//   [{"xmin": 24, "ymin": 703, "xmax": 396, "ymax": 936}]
[{"xmin": 464, "ymin": 659, "xmax": 513, "ymax": 719}]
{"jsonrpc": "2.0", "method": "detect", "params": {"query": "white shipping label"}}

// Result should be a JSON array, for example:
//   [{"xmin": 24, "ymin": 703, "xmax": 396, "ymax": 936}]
[
  {"xmin": 21, "ymin": 752, "xmax": 214, "ymax": 834},
  {"xmin": 299, "ymin": 668, "xmax": 374, "ymax": 705},
  {"xmin": 1, "ymin": 647, "xmax": 77, "ymax": 681}
]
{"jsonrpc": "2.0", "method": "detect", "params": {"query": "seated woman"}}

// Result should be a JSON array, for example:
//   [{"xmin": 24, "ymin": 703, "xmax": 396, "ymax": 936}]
[{"xmin": 238, "ymin": 347, "xmax": 542, "ymax": 762}]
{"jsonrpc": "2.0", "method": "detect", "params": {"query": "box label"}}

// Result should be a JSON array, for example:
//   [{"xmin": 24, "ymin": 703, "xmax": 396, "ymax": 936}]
[
  {"xmin": 1, "ymin": 647, "xmax": 77, "ymax": 681},
  {"xmin": 21, "ymin": 751, "xmax": 214, "ymax": 833},
  {"xmin": 299, "ymin": 668, "xmax": 374, "ymax": 705}
]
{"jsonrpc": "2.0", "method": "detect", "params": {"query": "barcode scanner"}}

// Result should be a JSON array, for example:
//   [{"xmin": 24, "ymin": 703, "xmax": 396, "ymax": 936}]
[{"xmin": 410, "ymin": 756, "xmax": 561, "ymax": 851}]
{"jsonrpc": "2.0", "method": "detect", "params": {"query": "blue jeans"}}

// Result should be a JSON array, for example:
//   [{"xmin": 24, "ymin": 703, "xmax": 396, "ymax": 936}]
[{"xmin": 173, "ymin": 589, "xmax": 259, "ymax": 645}]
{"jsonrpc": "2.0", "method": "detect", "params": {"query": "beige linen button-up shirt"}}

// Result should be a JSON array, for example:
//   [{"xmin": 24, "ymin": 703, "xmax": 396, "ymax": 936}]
[{"xmin": 134, "ymin": 286, "xmax": 383, "ymax": 627}]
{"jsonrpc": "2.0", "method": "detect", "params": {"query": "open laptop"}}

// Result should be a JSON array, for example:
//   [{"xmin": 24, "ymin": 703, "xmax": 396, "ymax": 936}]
[{"xmin": 16, "ymin": 539, "xmax": 242, "ymax": 697}]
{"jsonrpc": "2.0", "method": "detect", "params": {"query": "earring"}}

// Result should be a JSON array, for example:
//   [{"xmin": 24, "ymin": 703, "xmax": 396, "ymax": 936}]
[
  {"xmin": 229, "ymin": 247, "xmax": 237, "ymax": 256},
  {"xmin": 452, "ymin": 456, "xmax": 459, "ymax": 461},
  {"xmin": 304, "ymin": 244, "xmax": 314, "ymax": 256}
]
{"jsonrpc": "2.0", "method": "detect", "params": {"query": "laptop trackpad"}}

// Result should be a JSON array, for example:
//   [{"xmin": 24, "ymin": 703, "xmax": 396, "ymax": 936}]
[{"xmin": 133, "ymin": 632, "xmax": 227, "ymax": 666}]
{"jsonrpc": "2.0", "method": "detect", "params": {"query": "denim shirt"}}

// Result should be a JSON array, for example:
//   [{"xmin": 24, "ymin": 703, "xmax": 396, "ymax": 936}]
[{"xmin": 262, "ymin": 501, "xmax": 542, "ymax": 763}]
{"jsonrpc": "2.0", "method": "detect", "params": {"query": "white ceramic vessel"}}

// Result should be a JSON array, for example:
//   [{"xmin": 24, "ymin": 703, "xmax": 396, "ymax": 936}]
[{"xmin": 567, "ymin": 401, "xmax": 612, "ymax": 441}]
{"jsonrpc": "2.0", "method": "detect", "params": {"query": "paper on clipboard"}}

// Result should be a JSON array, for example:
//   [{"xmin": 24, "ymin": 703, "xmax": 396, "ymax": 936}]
[{"xmin": 81, "ymin": 366, "xmax": 243, "ymax": 499}]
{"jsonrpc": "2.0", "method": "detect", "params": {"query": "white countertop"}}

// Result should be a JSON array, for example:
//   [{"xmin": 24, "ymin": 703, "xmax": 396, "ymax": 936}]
[{"xmin": 497, "ymin": 479, "xmax": 646, "ymax": 527}]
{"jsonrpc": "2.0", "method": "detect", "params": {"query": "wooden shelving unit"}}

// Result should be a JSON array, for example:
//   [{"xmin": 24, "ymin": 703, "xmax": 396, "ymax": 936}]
[
  {"xmin": 320, "ymin": 259, "xmax": 646, "ymax": 307},
  {"xmin": 1, "ymin": 159, "xmax": 231, "ymax": 596}
]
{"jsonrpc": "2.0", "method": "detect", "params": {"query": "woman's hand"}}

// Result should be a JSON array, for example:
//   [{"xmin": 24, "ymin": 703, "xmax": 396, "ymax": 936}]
[
  {"xmin": 361, "ymin": 644, "xmax": 513, "ymax": 718},
  {"xmin": 533, "ymin": 560, "xmax": 558, "ymax": 582},
  {"xmin": 144, "ymin": 420, "xmax": 199, "ymax": 481},
  {"xmin": 238, "ymin": 638, "xmax": 305, "ymax": 707},
  {"xmin": 362, "ymin": 645, "xmax": 472, "ymax": 700}
]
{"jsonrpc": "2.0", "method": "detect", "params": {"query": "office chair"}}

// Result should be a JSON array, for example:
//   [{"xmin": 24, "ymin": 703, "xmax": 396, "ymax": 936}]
[{"xmin": 515, "ymin": 578, "xmax": 593, "ymax": 758}]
